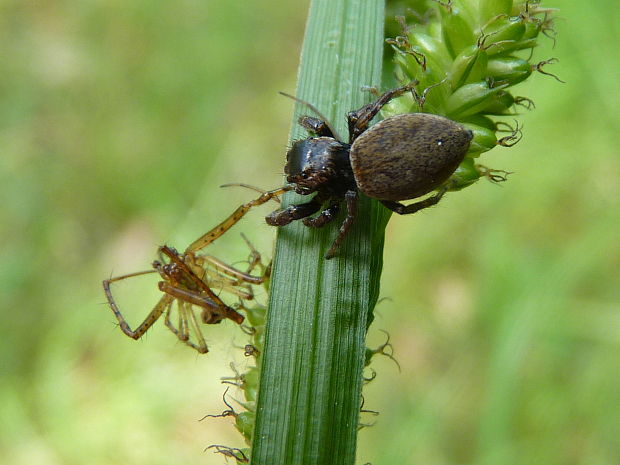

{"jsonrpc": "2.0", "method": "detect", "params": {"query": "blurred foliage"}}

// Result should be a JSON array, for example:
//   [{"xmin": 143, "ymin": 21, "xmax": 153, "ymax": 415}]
[{"xmin": 0, "ymin": 0, "xmax": 618, "ymax": 465}]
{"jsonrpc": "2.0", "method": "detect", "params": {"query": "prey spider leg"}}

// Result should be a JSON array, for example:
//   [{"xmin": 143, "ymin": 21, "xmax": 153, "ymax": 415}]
[
  {"xmin": 103, "ymin": 270, "xmax": 170, "ymax": 340},
  {"xmin": 187, "ymin": 186, "xmax": 291, "ymax": 253}
]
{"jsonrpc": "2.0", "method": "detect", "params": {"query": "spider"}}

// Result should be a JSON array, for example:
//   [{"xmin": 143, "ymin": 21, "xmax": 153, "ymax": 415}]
[
  {"xmin": 103, "ymin": 213, "xmax": 271, "ymax": 354},
  {"xmin": 219, "ymin": 83, "xmax": 473, "ymax": 259}
]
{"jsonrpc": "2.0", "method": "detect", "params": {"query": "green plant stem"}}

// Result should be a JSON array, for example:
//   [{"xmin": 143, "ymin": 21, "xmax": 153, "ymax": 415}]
[{"xmin": 250, "ymin": 0, "xmax": 388, "ymax": 464}]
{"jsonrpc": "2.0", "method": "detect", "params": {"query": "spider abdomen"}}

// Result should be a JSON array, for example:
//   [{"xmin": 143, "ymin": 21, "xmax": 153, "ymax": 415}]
[{"xmin": 349, "ymin": 113, "xmax": 472, "ymax": 201}]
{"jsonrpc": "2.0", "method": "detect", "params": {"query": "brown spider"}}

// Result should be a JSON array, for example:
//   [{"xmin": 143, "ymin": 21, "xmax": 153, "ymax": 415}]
[{"xmin": 103, "ymin": 204, "xmax": 274, "ymax": 354}]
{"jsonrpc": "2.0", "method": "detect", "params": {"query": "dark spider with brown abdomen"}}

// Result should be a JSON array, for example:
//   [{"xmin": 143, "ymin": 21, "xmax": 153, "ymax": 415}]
[{"xmin": 229, "ymin": 83, "xmax": 473, "ymax": 258}]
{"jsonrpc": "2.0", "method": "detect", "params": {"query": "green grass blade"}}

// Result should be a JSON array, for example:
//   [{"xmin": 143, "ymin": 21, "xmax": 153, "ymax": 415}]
[{"xmin": 250, "ymin": 0, "xmax": 387, "ymax": 464}]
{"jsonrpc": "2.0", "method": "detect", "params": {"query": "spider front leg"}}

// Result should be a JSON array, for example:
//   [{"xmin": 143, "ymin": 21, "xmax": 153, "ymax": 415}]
[
  {"xmin": 103, "ymin": 271, "xmax": 171, "ymax": 340},
  {"xmin": 299, "ymin": 116, "xmax": 334, "ymax": 137},
  {"xmin": 187, "ymin": 186, "xmax": 292, "ymax": 253},
  {"xmin": 347, "ymin": 83, "xmax": 416, "ymax": 142},
  {"xmin": 380, "ymin": 185, "xmax": 448, "ymax": 215},
  {"xmin": 265, "ymin": 194, "xmax": 326, "ymax": 226}
]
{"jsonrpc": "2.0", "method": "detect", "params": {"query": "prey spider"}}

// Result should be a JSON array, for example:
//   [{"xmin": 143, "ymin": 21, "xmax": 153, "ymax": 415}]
[{"xmin": 103, "ymin": 201, "xmax": 274, "ymax": 354}]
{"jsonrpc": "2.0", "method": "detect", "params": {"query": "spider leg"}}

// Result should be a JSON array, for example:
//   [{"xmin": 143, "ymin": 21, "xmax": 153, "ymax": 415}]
[
  {"xmin": 184, "ymin": 301, "xmax": 209, "ymax": 353},
  {"xmin": 158, "ymin": 281, "xmax": 244, "ymax": 324},
  {"xmin": 380, "ymin": 186, "xmax": 448, "ymax": 215},
  {"xmin": 240, "ymin": 232, "xmax": 270, "ymax": 277},
  {"xmin": 325, "ymin": 190, "xmax": 358, "ymax": 259},
  {"xmin": 195, "ymin": 255, "xmax": 266, "ymax": 286},
  {"xmin": 187, "ymin": 186, "xmax": 292, "ymax": 254},
  {"xmin": 347, "ymin": 83, "xmax": 416, "ymax": 142},
  {"xmin": 177, "ymin": 299, "xmax": 190, "ymax": 341},
  {"xmin": 265, "ymin": 195, "xmax": 324, "ymax": 226},
  {"xmin": 103, "ymin": 270, "xmax": 172, "ymax": 339},
  {"xmin": 298, "ymin": 116, "xmax": 334, "ymax": 137},
  {"xmin": 164, "ymin": 299, "xmax": 182, "ymax": 340},
  {"xmin": 185, "ymin": 254, "xmax": 255, "ymax": 300},
  {"xmin": 302, "ymin": 202, "xmax": 341, "ymax": 228},
  {"xmin": 220, "ymin": 183, "xmax": 283, "ymax": 203},
  {"xmin": 164, "ymin": 300, "xmax": 208, "ymax": 353},
  {"xmin": 279, "ymin": 91, "xmax": 342, "ymax": 141},
  {"xmin": 187, "ymin": 233, "xmax": 268, "ymax": 292},
  {"xmin": 202, "ymin": 271, "xmax": 255, "ymax": 300}
]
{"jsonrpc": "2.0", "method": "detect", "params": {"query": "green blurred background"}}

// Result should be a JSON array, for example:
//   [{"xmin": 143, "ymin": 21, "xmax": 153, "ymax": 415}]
[{"xmin": 1, "ymin": 1, "xmax": 618, "ymax": 464}]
